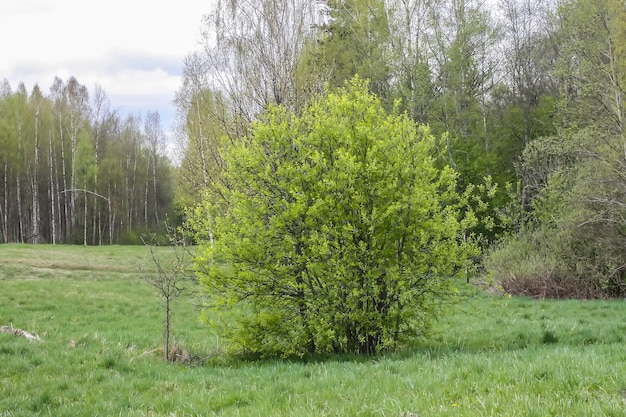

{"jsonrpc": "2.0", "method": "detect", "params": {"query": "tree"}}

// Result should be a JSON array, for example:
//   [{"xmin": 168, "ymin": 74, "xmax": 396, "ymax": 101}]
[
  {"xmin": 496, "ymin": 0, "xmax": 558, "ymax": 223},
  {"xmin": 144, "ymin": 111, "xmax": 164, "ymax": 226},
  {"xmin": 175, "ymin": 0, "xmax": 322, "ymax": 211},
  {"xmin": 142, "ymin": 227, "xmax": 194, "ymax": 362},
  {"xmin": 90, "ymin": 84, "xmax": 117, "ymax": 245},
  {"xmin": 308, "ymin": 0, "xmax": 392, "ymax": 102},
  {"xmin": 426, "ymin": 0, "xmax": 500, "ymax": 170},
  {"xmin": 50, "ymin": 77, "xmax": 91, "ymax": 241},
  {"xmin": 174, "ymin": 55, "xmax": 229, "ymax": 208},
  {"xmin": 386, "ymin": 0, "xmax": 435, "ymax": 124},
  {"xmin": 0, "ymin": 80, "xmax": 10, "ymax": 242},
  {"xmin": 29, "ymin": 85, "xmax": 45, "ymax": 243},
  {"xmin": 11, "ymin": 83, "xmax": 31, "ymax": 243},
  {"xmin": 485, "ymin": 0, "xmax": 626, "ymax": 298},
  {"xmin": 197, "ymin": 0, "xmax": 322, "ymax": 129},
  {"xmin": 191, "ymin": 78, "xmax": 476, "ymax": 357},
  {"xmin": 0, "ymin": 77, "xmax": 176, "ymax": 245}
]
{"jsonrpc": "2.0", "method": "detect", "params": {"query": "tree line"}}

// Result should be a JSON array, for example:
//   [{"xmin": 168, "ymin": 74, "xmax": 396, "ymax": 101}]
[
  {"xmin": 176, "ymin": 0, "xmax": 626, "ymax": 302},
  {"xmin": 174, "ymin": 0, "xmax": 559, "ymax": 239},
  {"xmin": 0, "ymin": 77, "xmax": 174, "ymax": 245}
]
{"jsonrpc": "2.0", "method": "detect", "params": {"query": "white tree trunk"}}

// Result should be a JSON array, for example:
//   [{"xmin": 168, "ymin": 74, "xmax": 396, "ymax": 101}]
[
  {"xmin": 48, "ymin": 129, "xmax": 57, "ymax": 245},
  {"xmin": 31, "ymin": 107, "xmax": 41, "ymax": 243},
  {"xmin": 1, "ymin": 163, "xmax": 8, "ymax": 242},
  {"xmin": 16, "ymin": 121, "xmax": 24, "ymax": 243}
]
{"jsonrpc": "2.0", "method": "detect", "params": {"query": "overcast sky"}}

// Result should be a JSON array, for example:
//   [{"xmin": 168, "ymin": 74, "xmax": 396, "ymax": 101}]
[{"xmin": 0, "ymin": 0, "xmax": 213, "ymax": 142}]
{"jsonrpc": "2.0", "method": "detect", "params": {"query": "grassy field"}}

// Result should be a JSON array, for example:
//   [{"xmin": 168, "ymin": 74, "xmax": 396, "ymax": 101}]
[{"xmin": 1, "ymin": 244, "xmax": 626, "ymax": 416}]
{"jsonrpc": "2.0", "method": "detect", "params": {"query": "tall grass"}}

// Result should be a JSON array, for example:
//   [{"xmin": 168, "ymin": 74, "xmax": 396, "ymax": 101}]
[{"xmin": 1, "ymin": 244, "xmax": 626, "ymax": 416}]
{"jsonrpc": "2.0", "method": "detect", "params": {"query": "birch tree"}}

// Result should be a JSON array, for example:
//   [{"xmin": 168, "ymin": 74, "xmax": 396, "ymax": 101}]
[
  {"xmin": 497, "ymin": 0, "xmax": 558, "ymax": 220},
  {"xmin": 12, "ymin": 83, "xmax": 29, "ymax": 242},
  {"xmin": 144, "ymin": 111, "xmax": 164, "ymax": 225},
  {"xmin": 194, "ymin": 0, "xmax": 323, "ymax": 135},
  {"xmin": 90, "ymin": 85, "xmax": 117, "ymax": 244},
  {"xmin": 29, "ymin": 85, "xmax": 45, "ymax": 243},
  {"xmin": 309, "ymin": 0, "xmax": 392, "ymax": 102},
  {"xmin": 386, "ymin": 0, "xmax": 435, "ymax": 123},
  {"xmin": 0, "ymin": 80, "xmax": 10, "ymax": 242}
]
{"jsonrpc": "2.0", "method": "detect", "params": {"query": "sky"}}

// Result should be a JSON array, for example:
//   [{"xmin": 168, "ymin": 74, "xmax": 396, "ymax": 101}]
[{"xmin": 0, "ymin": 0, "xmax": 214, "ymax": 147}]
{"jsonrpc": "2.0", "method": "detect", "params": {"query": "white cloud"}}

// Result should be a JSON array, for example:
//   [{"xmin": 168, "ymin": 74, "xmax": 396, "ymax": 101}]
[{"xmin": 0, "ymin": 0, "xmax": 213, "ymax": 136}]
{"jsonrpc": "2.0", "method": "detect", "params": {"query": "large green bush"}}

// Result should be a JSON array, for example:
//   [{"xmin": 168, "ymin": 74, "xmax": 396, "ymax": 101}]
[{"xmin": 191, "ymin": 78, "xmax": 476, "ymax": 357}]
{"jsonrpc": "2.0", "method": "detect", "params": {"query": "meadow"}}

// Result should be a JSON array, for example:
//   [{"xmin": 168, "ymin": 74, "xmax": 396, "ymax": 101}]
[{"xmin": 1, "ymin": 244, "xmax": 626, "ymax": 416}]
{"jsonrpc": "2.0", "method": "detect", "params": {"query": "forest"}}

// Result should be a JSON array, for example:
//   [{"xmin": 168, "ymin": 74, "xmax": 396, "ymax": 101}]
[
  {"xmin": 0, "ymin": 78, "xmax": 173, "ymax": 245},
  {"xmin": 2, "ymin": 0, "xmax": 626, "ymax": 298}
]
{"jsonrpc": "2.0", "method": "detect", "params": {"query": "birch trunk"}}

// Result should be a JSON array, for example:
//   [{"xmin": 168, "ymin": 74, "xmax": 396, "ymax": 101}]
[
  {"xmin": 83, "ymin": 181, "xmax": 88, "ymax": 246},
  {"xmin": 48, "ymin": 127, "xmax": 57, "ymax": 244},
  {"xmin": 1, "ymin": 163, "xmax": 8, "ymax": 242},
  {"xmin": 59, "ymin": 116, "xmax": 70, "ymax": 240},
  {"xmin": 31, "ymin": 106, "xmax": 41, "ymax": 243},
  {"xmin": 152, "ymin": 155, "xmax": 158, "ymax": 225},
  {"xmin": 16, "ymin": 122, "xmax": 24, "ymax": 243}
]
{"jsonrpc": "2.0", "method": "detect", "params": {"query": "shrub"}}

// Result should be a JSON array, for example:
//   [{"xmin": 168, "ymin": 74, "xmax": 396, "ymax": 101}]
[{"xmin": 190, "ymin": 78, "xmax": 477, "ymax": 357}]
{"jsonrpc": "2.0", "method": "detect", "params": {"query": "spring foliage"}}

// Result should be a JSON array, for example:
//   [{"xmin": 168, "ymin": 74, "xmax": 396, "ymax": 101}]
[{"xmin": 192, "ymin": 79, "xmax": 476, "ymax": 356}]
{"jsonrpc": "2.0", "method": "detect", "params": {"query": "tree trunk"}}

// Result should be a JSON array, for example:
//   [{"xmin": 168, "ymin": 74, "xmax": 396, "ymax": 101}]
[
  {"xmin": 16, "ymin": 122, "xmax": 24, "ymax": 243},
  {"xmin": 108, "ymin": 180, "xmax": 114, "ymax": 245},
  {"xmin": 144, "ymin": 176, "xmax": 149, "ymax": 227},
  {"xmin": 164, "ymin": 295, "xmax": 171, "ymax": 361},
  {"xmin": 32, "ymin": 107, "xmax": 41, "ymax": 243},
  {"xmin": 69, "ymin": 117, "xmax": 78, "ymax": 230},
  {"xmin": 59, "ymin": 118, "xmax": 70, "ymax": 241},
  {"xmin": 48, "ymin": 131, "xmax": 57, "ymax": 244},
  {"xmin": 2, "ymin": 163, "xmax": 8, "ymax": 242},
  {"xmin": 83, "ymin": 182, "xmax": 88, "ymax": 246},
  {"xmin": 152, "ymin": 155, "xmax": 159, "ymax": 225}
]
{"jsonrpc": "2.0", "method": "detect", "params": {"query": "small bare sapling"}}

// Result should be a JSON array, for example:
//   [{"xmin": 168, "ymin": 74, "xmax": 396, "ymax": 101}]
[{"xmin": 141, "ymin": 225, "xmax": 194, "ymax": 362}]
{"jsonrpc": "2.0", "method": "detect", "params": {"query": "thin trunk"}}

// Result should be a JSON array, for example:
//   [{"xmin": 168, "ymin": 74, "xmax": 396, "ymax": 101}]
[
  {"xmin": 16, "ymin": 121, "xmax": 24, "ymax": 243},
  {"xmin": 59, "ymin": 117, "xmax": 70, "ymax": 240},
  {"xmin": 83, "ymin": 181, "xmax": 88, "ymax": 246},
  {"xmin": 124, "ymin": 152, "xmax": 130, "ymax": 233},
  {"xmin": 195, "ymin": 103, "xmax": 210, "ymax": 186},
  {"xmin": 93, "ymin": 128, "xmax": 100, "ymax": 245},
  {"xmin": 48, "ymin": 132, "xmax": 57, "ymax": 244},
  {"xmin": 131, "ymin": 148, "xmax": 137, "ymax": 230},
  {"xmin": 481, "ymin": 91, "xmax": 489, "ymax": 152},
  {"xmin": 108, "ymin": 179, "xmax": 114, "ymax": 245},
  {"xmin": 145, "ymin": 155, "xmax": 150, "ymax": 226},
  {"xmin": 32, "ymin": 107, "xmax": 41, "ymax": 243},
  {"xmin": 54, "ymin": 159, "xmax": 62, "ymax": 244},
  {"xmin": 93, "ymin": 201, "xmax": 100, "ymax": 245},
  {"xmin": 16, "ymin": 172, "xmax": 23, "ymax": 242},
  {"xmin": 152, "ymin": 154, "xmax": 158, "ymax": 224},
  {"xmin": 164, "ymin": 296, "xmax": 171, "ymax": 361},
  {"xmin": 144, "ymin": 178, "xmax": 149, "ymax": 226},
  {"xmin": 1, "ymin": 163, "xmax": 8, "ymax": 242},
  {"xmin": 69, "ymin": 117, "xmax": 77, "ymax": 229}
]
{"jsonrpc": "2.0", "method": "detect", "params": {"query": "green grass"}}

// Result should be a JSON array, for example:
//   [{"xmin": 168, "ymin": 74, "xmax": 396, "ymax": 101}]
[{"xmin": 2, "ymin": 244, "xmax": 626, "ymax": 416}]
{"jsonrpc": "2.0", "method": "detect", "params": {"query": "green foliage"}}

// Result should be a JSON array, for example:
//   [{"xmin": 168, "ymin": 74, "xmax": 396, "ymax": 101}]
[
  {"xmin": 554, "ymin": 0, "xmax": 625, "ymax": 135},
  {"xmin": 174, "ymin": 87, "xmax": 230, "ymax": 210},
  {"xmin": 486, "ymin": 130, "xmax": 626, "ymax": 298},
  {"xmin": 487, "ymin": 0, "xmax": 626, "ymax": 301},
  {"xmin": 191, "ymin": 78, "xmax": 476, "ymax": 357},
  {"xmin": 0, "ymin": 78, "xmax": 176, "ymax": 245},
  {"xmin": 306, "ymin": 0, "xmax": 392, "ymax": 101},
  {"xmin": 117, "ymin": 225, "xmax": 171, "ymax": 246}
]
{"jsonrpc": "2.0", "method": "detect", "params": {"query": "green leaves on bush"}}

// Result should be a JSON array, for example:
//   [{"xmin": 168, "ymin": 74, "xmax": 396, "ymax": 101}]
[{"xmin": 192, "ymin": 78, "xmax": 476, "ymax": 357}]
